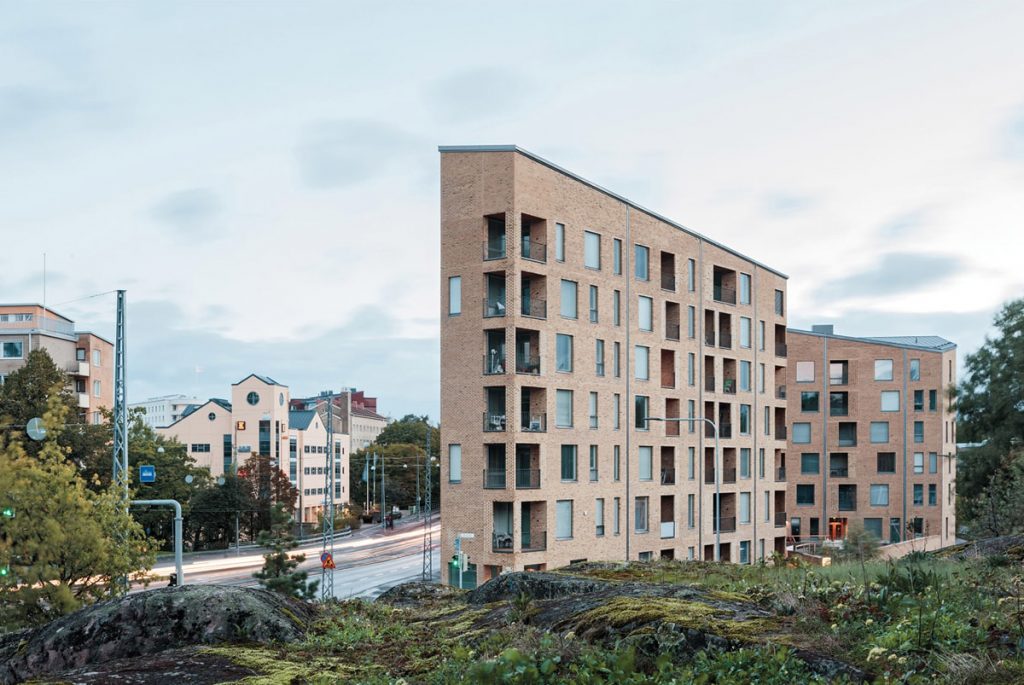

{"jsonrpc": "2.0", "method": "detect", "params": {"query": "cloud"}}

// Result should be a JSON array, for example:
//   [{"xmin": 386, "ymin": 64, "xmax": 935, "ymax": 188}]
[
  {"xmin": 0, "ymin": 84, "xmax": 108, "ymax": 134},
  {"xmin": 878, "ymin": 209, "xmax": 929, "ymax": 239},
  {"xmin": 151, "ymin": 188, "xmax": 222, "ymax": 238},
  {"xmin": 812, "ymin": 252, "xmax": 965, "ymax": 303},
  {"xmin": 1004, "ymin": 106, "xmax": 1024, "ymax": 161},
  {"xmin": 294, "ymin": 119, "xmax": 419, "ymax": 189},
  {"xmin": 763, "ymin": 192, "xmax": 816, "ymax": 217},
  {"xmin": 422, "ymin": 66, "xmax": 533, "ymax": 123}
]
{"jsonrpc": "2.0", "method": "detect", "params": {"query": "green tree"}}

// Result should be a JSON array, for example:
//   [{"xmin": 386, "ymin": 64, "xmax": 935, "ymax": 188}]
[
  {"xmin": 375, "ymin": 414, "xmax": 439, "ymax": 450},
  {"xmin": 186, "ymin": 474, "xmax": 255, "ymax": 550},
  {"xmin": 239, "ymin": 454, "xmax": 298, "ymax": 534},
  {"xmin": 971, "ymin": 450, "xmax": 1024, "ymax": 537},
  {"xmin": 253, "ymin": 503, "xmax": 317, "ymax": 599},
  {"xmin": 0, "ymin": 397, "xmax": 154, "ymax": 630},
  {"xmin": 350, "ymin": 444, "xmax": 440, "ymax": 515}
]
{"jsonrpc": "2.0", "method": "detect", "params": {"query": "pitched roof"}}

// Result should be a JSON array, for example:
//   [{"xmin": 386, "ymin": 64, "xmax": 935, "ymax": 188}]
[
  {"xmin": 289, "ymin": 410, "xmax": 317, "ymax": 431},
  {"xmin": 352, "ymin": 406, "xmax": 387, "ymax": 421},
  {"xmin": 165, "ymin": 398, "xmax": 231, "ymax": 428},
  {"xmin": 789, "ymin": 328, "xmax": 956, "ymax": 352},
  {"xmin": 232, "ymin": 373, "xmax": 283, "ymax": 387}
]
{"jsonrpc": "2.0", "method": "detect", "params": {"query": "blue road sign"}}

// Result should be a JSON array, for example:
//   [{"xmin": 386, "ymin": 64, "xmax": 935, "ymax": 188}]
[{"xmin": 139, "ymin": 465, "xmax": 156, "ymax": 483}]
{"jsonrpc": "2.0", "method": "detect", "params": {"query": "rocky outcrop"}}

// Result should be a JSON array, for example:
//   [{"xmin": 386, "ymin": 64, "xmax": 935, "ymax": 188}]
[{"xmin": 0, "ymin": 585, "xmax": 315, "ymax": 685}]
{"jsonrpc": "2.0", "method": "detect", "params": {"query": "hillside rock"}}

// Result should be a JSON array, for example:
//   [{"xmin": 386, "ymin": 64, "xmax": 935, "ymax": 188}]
[{"xmin": 0, "ymin": 585, "xmax": 314, "ymax": 685}]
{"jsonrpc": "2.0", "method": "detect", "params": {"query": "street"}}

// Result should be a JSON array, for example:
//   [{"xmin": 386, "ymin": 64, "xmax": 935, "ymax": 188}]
[{"xmin": 140, "ymin": 515, "xmax": 441, "ymax": 600}]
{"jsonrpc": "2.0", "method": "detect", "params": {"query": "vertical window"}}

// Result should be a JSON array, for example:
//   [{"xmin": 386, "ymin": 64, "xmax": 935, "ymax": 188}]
[
  {"xmin": 561, "ymin": 445, "xmax": 578, "ymax": 481},
  {"xmin": 740, "ymin": 317, "xmax": 751, "ymax": 348},
  {"xmin": 687, "ymin": 400, "xmax": 695, "ymax": 433},
  {"xmin": 555, "ymin": 223, "xmax": 565, "ymax": 262},
  {"xmin": 929, "ymin": 452, "xmax": 938, "ymax": 473},
  {"xmin": 613, "ymin": 497, "xmax": 621, "ymax": 534},
  {"xmin": 595, "ymin": 498, "xmax": 605, "ymax": 536},
  {"xmin": 448, "ymin": 444, "xmax": 462, "ymax": 482},
  {"xmin": 92, "ymin": 349, "xmax": 101, "ymax": 366},
  {"xmin": 739, "ymin": 361, "xmax": 751, "ymax": 391},
  {"xmin": 739, "ymin": 404, "xmax": 751, "ymax": 435},
  {"xmin": 613, "ymin": 393, "xmax": 621, "ymax": 430},
  {"xmin": 687, "ymin": 306, "xmax": 696, "ymax": 338},
  {"xmin": 870, "ymin": 484, "xmax": 889, "ymax": 506},
  {"xmin": 595, "ymin": 339, "xmax": 605, "ymax": 376},
  {"xmin": 764, "ymin": 492, "xmax": 770, "ymax": 521},
  {"xmin": 874, "ymin": 359, "xmax": 894, "ymax": 381},
  {"xmin": 688, "ymin": 446, "xmax": 695, "ymax": 480},
  {"xmin": 774, "ymin": 289, "xmax": 784, "ymax": 316},
  {"xmin": 589, "ymin": 392, "xmax": 599, "ymax": 429},
  {"xmin": 556, "ymin": 500, "xmax": 573, "ymax": 539},
  {"xmin": 634, "ymin": 496, "xmax": 649, "ymax": 532},
  {"xmin": 555, "ymin": 389, "xmax": 573, "ymax": 427},
  {"xmin": 638, "ymin": 296, "xmax": 653, "ymax": 331},
  {"xmin": 739, "ymin": 492, "xmax": 751, "ymax": 524},
  {"xmin": 928, "ymin": 484, "xmax": 937, "ymax": 506},
  {"xmin": 613, "ymin": 238, "xmax": 622, "ymax": 275},
  {"xmin": 613, "ymin": 290, "xmax": 621, "ymax": 326},
  {"xmin": 758, "ymin": 363, "xmax": 765, "ymax": 393},
  {"xmin": 584, "ymin": 231, "xmax": 601, "ymax": 269},
  {"xmin": 910, "ymin": 359, "xmax": 920, "ymax": 381},
  {"xmin": 913, "ymin": 484, "xmax": 924, "ymax": 506},
  {"xmin": 759, "ymin": 321, "xmax": 765, "ymax": 350},
  {"xmin": 589, "ymin": 445, "xmax": 599, "ymax": 480},
  {"xmin": 740, "ymin": 448, "xmax": 751, "ymax": 478},
  {"xmin": 635, "ymin": 346, "xmax": 650, "ymax": 380},
  {"xmin": 560, "ymin": 280, "xmax": 578, "ymax": 318},
  {"xmin": 635, "ymin": 395, "xmax": 649, "ymax": 429},
  {"xmin": 914, "ymin": 421, "xmax": 924, "ymax": 443},
  {"xmin": 556, "ymin": 334, "xmax": 573, "ymax": 372},
  {"xmin": 93, "ymin": 380, "xmax": 102, "ymax": 397},
  {"xmin": 914, "ymin": 390, "xmax": 924, "ymax": 411},
  {"xmin": 759, "ymin": 448, "xmax": 765, "ymax": 478},
  {"xmin": 764, "ymin": 406, "xmax": 770, "ymax": 435},
  {"xmin": 589, "ymin": 285, "xmax": 599, "ymax": 322},
  {"xmin": 687, "ymin": 258, "xmax": 696, "ymax": 291},
  {"xmin": 739, "ymin": 273, "xmax": 751, "ymax": 304},
  {"xmin": 613, "ymin": 445, "xmax": 621, "ymax": 481},
  {"xmin": 613, "ymin": 342, "xmax": 621, "ymax": 377},
  {"xmin": 687, "ymin": 494, "xmax": 695, "ymax": 527},
  {"xmin": 448, "ymin": 276, "xmax": 462, "ymax": 315},
  {"xmin": 913, "ymin": 452, "xmax": 924, "ymax": 474},
  {"xmin": 635, "ymin": 245, "xmax": 649, "ymax": 280},
  {"xmin": 639, "ymin": 446, "xmax": 653, "ymax": 481},
  {"xmin": 881, "ymin": 391, "xmax": 900, "ymax": 412},
  {"xmin": 688, "ymin": 353, "xmax": 696, "ymax": 386},
  {"xmin": 929, "ymin": 390, "xmax": 937, "ymax": 411}
]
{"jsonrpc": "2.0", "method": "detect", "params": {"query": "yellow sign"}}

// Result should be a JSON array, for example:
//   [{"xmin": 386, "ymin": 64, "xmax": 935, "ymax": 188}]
[{"xmin": 236, "ymin": 421, "xmax": 246, "ymax": 431}]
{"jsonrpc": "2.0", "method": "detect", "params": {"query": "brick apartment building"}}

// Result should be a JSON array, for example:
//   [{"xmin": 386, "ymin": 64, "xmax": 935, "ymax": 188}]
[
  {"xmin": 440, "ymin": 146, "xmax": 790, "ymax": 586},
  {"xmin": 785, "ymin": 327, "xmax": 957, "ymax": 547},
  {"xmin": 158, "ymin": 374, "xmax": 350, "ymax": 524},
  {"xmin": 291, "ymin": 389, "xmax": 388, "ymax": 452},
  {"xmin": 0, "ymin": 304, "xmax": 113, "ymax": 424}
]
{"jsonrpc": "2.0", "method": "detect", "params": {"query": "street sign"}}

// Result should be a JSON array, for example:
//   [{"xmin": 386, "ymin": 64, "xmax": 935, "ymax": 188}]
[
  {"xmin": 26, "ymin": 417, "xmax": 47, "ymax": 442},
  {"xmin": 320, "ymin": 552, "xmax": 335, "ymax": 570},
  {"xmin": 139, "ymin": 465, "xmax": 156, "ymax": 483}
]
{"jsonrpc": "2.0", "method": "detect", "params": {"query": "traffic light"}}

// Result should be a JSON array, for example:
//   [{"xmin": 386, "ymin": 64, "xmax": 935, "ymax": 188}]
[{"xmin": 1, "ymin": 506, "xmax": 13, "ymax": 519}]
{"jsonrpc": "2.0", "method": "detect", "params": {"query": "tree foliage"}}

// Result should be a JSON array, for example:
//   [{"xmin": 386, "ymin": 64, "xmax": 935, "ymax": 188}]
[
  {"xmin": 239, "ymin": 453, "xmax": 298, "ymax": 533},
  {"xmin": 0, "ymin": 397, "xmax": 154, "ymax": 630},
  {"xmin": 253, "ymin": 503, "xmax": 317, "ymax": 599},
  {"xmin": 350, "ymin": 443, "xmax": 439, "ymax": 514},
  {"xmin": 375, "ymin": 414, "xmax": 439, "ymax": 451},
  {"xmin": 186, "ymin": 474, "xmax": 255, "ymax": 550}
]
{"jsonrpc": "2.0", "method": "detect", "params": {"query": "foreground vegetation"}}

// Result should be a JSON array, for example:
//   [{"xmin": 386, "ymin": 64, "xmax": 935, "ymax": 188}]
[{"xmin": 208, "ymin": 551, "xmax": 1024, "ymax": 684}]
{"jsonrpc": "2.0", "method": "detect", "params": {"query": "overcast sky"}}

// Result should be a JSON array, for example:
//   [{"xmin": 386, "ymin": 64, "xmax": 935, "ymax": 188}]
[{"xmin": 2, "ymin": 1, "xmax": 1022, "ymax": 419}]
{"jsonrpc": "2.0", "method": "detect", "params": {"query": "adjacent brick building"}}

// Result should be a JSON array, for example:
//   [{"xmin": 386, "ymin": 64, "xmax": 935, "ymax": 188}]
[
  {"xmin": 440, "ymin": 146, "xmax": 790, "ymax": 586},
  {"xmin": 785, "ymin": 327, "xmax": 957, "ymax": 547}
]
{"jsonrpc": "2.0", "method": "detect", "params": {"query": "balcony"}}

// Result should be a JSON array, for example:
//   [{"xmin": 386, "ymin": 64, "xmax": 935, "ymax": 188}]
[
  {"xmin": 522, "ymin": 530, "xmax": 546, "ymax": 552},
  {"xmin": 775, "ymin": 342, "xmax": 788, "ymax": 358},
  {"xmin": 665, "ymin": 322, "xmax": 680, "ymax": 341},
  {"xmin": 516, "ymin": 354, "xmax": 540, "ymax": 375},
  {"xmin": 519, "ymin": 298, "xmax": 547, "ymax": 319},
  {"xmin": 67, "ymin": 361, "xmax": 90, "ymax": 376},
  {"xmin": 660, "ymin": 468, "xmax": 676, "ymax": 485},
  {"xmin": 775, "ymin": 425, "xmax": 787, "ymax": 440},
  {"xmin": 719, "ymin": 423, "xmax": 733, "ymax": 439},
  {"xmin": 776, "ymin": 385, "xmax": 786, "ymax": 400},
  {"xmin": 515, "ymin": 468, "xmax": 540, "ymax": 489},
  {"xmin": 775, "ymin": 511, "xmax": 787, "ymax": 527},
  {"xmin": 722, "ymin": 467, "xmax": 737, "ymax": 484},
  {"xmin": 660, "ymin": 521, "xmax": 676, "ymax": 539},
  {"xmin": 713, "ymin": 285, "xmax": 736, "ymax": 305},
  {"xmin": 661, "ymin": 273, "xmax": 676, "ymax": 292},
  {"xmin": 483, "ymin": 354, "xmax": 506, "ymax": 375},
  {"xmin": 521, "ymin": 238, "xmax": 547, "ymax": 263},
  {"xmin": 483, "ymin": 412, "xmax": 506, "ymax": 432},
  {"xmin": 0, "ymin": 314, "xmax": 75, "ymax": 336},
  {"xmin": 719, "ymin": 332, "xmax": 733, "ymax": 349},
  {"xmin": 705, "ymin": 330, "xmax": 716, "ymax": 346},
  {"xmin": 492, "ymin": 531, "xmax": 514, "ymax": 552},
  {"xmin": 483, "ymin": 469, "xmax": 507, "ymax": 489},
  {"xmin": 705, "ymin": 375, "xmax": 716, "ymax": 393},
  {"xmin": 776, "ymin": 467, "xmax": 786, "ymax": 481},
  {"xmin": 830, "ymin": 467, "xmax": 849, "ymax": 478},
  {"xmin": 723, "ymin": 378, "xmax": 736, "ymax": 395},
  {"xmin": 483, "ymin": 298, "xmax": 506, "ymax": 318},
  {"xmin": 521, "ymin": 413, "xmax": 546, "ymax": 433},
  {"xmin": 78, "ymin": 393, "xmax": 90, "ymax": 409},
  {"xmin": 483, "ymin": 238, "xmax": 506, "ymax": 261},
  {"xmin": 829, "ymin": 374, "xmax": 849, "ymax": 386},
  {"xmin": 714, "ymin": 516, "xmax": 737, "ymax": 533}
]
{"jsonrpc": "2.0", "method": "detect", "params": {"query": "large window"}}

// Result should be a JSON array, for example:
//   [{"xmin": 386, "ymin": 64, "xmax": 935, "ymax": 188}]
[
  {"xmin": 796, "ymin": 484, "xmax": 815, "ymax": 506},
  {"xmin": 555, "ymin": 223, "xmax": 565, "ymax": 262},
  {"xmin": 635, "ymin": 345, "xmax": 649, "ymax": 380},
  {"xmin": 687, "ymin": 258, "xmax": 696, "ymax": 291},
  {"xmin": 584, "ymin": 231, "xmax": 601, "ymax": 269},
  {"xmin": 929, "ymin": 452, "xmax": 938, "ymax": 473},
  {"xmin": 589, "ymin": 392, "xmax": 599, "ymax": 429},
  {"xmin": 913, "ymin": 484, "xmax": 924, "ymax": 506},
  {"xmin": 792, "ymin": 422, "xmax": 811, "ymax": 443},
  {"xmin": 801, "ymin": 391, "xmax": 820, "ymax": 412},
  {"xmin": 448, "ymin": 276, "xmax": 461, "ymax": 315},
  {"xmin": 560, "ymin": 280, "xmax": 578, "ymax": 319},
  {"xmin": 870, "ymin": 484, "xmax": 889, "ymax": 506},
  {"xmin": 595, "ymin": 498, "xmax": 605, "ymax": 536},
  {"xmin": 556, "ymin": 334, "xmax": 573, "ymax": 372},
  {"xmin": 913, "ymin": 452, "xmax": 924, "ymax": 474},
  {"xmin": 635, "ymin": 395, "xmax": 649, "ymax": 429},
  {"xmin": 638, "ymin": 296, "xmax": 653, "ymax": 331},
  {"xmin": 801, "ymin": 453, "xmax": 820, "ymax": 474},
  {"xmin": 875, "ymin": 359, "xmax": 894, "ymax": 381},
  {"xmin": 914, "ymin": 420, "xmax": 924, "ymax": 443},
  {"xmin": 634, "ymin": 496, "xmax": 649, "ymax": 532},
  {"xmin": 1, "ymin": 342, "xmax": 23, "ymax": 359},
  {"xmin": 639, "ymin": 446, "xmax": 653, "ymax": 481},
  {"xmin": 739, "ymin": 317, "xmax": 751, "ymax": 348},
  {"xmin": 555, "ymin": 500, "xmax": 573, "ymax": 539},
  {"xmin": 448, "ymin": 444, "xmax": 462, "ymax": 482},
  {"xmin": 595, "ymin": 339, "xmax": 605, "ymax": 376},
  {"xmin": 635, "ymin": 245, "xmax": 649, "ymax": 280},
  {"xmin": 561, "ymin": 445, "xmax": 578, "ymax": 481},
  {"xmin": 739, "ymin": 273, "xmax": 751, "ymax": 305},
  {"xmin": 613, "ymin": 239, "xmax": 622, "ymax": 275},
  {"xmin": 881, "ymin": 391, "xmax": 900, "ymax": 412},
  {"xmin": 555, "ymin": 389, "xmax": 573, "ymax": 427},
  {"xmin": 870, "ymin": 421, "xmax": 889, "ymax": 443},
  {"xmin": 740, "ymin": 448, "xmax": 751, "ymax": 478},
  {"xmin": 877, "ymin": 452, "xmax": 896, "ymax": 473},
  {"xmin": 739, "ymin": 492, "xmax": 751, "ymax": 524},
  {"xmin": 739, "ymin": 361, "xmax": 751, "ymax": 392},
  {"xmin": 739, "ymin": 404, "xmax": 751, "ymax": 435},
  {"xmin": 796, "ymin": 361, "xmax": 815, "ymax": 383},
  {"xmin": 910, "ymin": 359, "xmax": 921, "ymax": 381}
]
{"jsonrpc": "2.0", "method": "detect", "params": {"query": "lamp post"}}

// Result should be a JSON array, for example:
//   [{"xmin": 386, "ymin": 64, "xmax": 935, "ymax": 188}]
[{"xmin": 644, "ymin": 414, "xmax": 721, "ymax": 562}]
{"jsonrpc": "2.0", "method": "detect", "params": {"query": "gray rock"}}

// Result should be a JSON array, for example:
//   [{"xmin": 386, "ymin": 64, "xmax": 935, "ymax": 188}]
[{"xmin": 0, "ymin": 585, "xmax": 315, "ymax": 685}]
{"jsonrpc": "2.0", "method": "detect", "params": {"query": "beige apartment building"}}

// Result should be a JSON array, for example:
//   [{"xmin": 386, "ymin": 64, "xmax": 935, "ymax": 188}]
[
  {"xmin": 785, "ymin": 327, "xmax": 957, "ymax": 547},
  {"xmin": 158, "ymin": 374, "xmax": 350, "ymax": 524},
  {"xmin": 0, "ymin": 304, "xmax": 114, "ymax": 424},
  {"xmin": 440, "ymin": 146, "xmax": 790, "ymax": 587},
  {"xmin": 291, "ymin": 389, "xmax": 388, "ymax": 452}
]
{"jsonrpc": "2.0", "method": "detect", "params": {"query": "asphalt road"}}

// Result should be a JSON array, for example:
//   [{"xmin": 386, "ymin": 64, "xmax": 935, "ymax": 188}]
[{"xmin": 138, "ymin": 516, "xmax": 441, "ymax": 599}]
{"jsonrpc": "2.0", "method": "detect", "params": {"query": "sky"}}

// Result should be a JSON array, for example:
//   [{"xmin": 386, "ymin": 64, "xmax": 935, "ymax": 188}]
[{"xmin": 2, "ymin": 1, "xmax": 1022, "ymax": 420}]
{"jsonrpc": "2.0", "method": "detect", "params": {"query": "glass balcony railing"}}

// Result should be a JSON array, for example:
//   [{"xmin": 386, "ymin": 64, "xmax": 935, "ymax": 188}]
[
  {"xmin": 483, "ymin": 469, "xmax": 507, "ymax": 489},
  {"xmin": 515, "ymin": 468, "xmax": 540, "ymax": 489},
  {"xmin": 713, "ymin": 284, "xmax": 736, "ymax": 304}
]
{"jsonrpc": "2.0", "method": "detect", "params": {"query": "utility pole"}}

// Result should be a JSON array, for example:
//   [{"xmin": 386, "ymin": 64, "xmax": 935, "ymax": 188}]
[
  {"xmin": 112, "ymin": 290, "xmax": 128, "ymax": 594},
  {"xmin": 320, "ymin": 393, "xmax": 336, "ymax": 601},
  {"xmin": 416, "ymin": 453, "xmax": 421, "ymax": 520},
  {"xmin": 421, "ymin": 420, "xmax": 433, "ymax": 581},
  {"xmin": 380, "ymin": 454, "xmax": 386, "ymax": 528}
]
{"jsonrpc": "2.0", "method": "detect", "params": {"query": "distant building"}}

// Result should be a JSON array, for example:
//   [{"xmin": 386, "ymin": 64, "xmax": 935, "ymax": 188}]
[
  {"xmin": 129, "ymin": 394, "xmax": 202, "ymax": 428},
  {"xmin": 785, "ymin": 326, "xmax": 957, "ymax": 548},
  {"xmin": 158, "ymin": 374, "xmax": 350, "ymax": 523},
  {"xmin": 291, "ymin": 388, "xmax": 389, "ymax": 452},
  {"xmin": 0, "ymin": 304, "xmax": 114, "ymax": 424}
]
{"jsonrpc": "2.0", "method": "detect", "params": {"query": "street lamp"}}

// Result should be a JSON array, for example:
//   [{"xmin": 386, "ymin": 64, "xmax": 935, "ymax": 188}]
[{"xmin": 643, "ymin": 413, "xmax": 721, "ymax": 563}]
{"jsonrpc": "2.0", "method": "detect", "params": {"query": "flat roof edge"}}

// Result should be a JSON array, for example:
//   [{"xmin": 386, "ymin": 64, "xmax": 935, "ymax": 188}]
[
  {"xmin": 438, "ymin": 145, "xmax": 789, "ymax": 279},
  {"xmin": 787, "ymin": 327, "xmax": 957, "ymax": 352}
]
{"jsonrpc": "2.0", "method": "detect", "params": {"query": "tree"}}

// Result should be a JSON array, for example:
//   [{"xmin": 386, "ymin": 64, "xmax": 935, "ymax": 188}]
[
  {"xmin": 350, "ymin": 444, "xmax": 440, "ymax": 515},
  {"xmin": 375, "ymin": 414, "xmax": 439, "ymax": 450},
  {"xmin": 253, "ymin": 503, "xmax": 317, "ymax": 599},
  {"xmin": 0, "ymin": 397, "xmax": 154, "ymax": 630},
  {"xmin": 971, "ymin": 450, "xmax": 1024, "ymax": 537},
  {"xmin": 239, "ymin": 454, "xmax": 298, "ymax": 534},
  {"xmin": 186, "ymin": 474, "xmax": 255, "ymax": 550}
]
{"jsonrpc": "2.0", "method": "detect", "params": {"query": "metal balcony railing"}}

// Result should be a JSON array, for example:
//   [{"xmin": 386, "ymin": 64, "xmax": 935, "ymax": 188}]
[
  {"xmin": 775, "ymin": 425, "xmax": 787, "ymax": 439},
  {"xmin": 722, "ymin": 467, "xmax": 737, "ymax": 484},
  {"xmin": 484, "ymin": 238, "xmax": 506, "ymax": 260},
  {"xmin": 483, "ymin": 298, "xmax": 506, "ymax": 318},
  {"xmin": 776, "ymin": 466, "xmax": 786, "ymax": 481},
  {"xmin": 515, "ymin": 468, "xmax": 540, "ymax": 489},
  {"xmin": 483, "ymin": 354, "xmax": 506, "ymax": 375},
  {"xmin": 521, "ymin": 298, "xmax": 547, "ymax": 319},
  {"xmin": 483, "ymin": 469, "xmax": 507, "ymax": 489},
  {"xmin": 719, "ymin": 423, "xmax": 733, "ymax": 439},
  {"xmin": 719, "ymin": 332, "xmax": 733, "ymax": 349},
  {"xmin": 829, "ymin": 374, "xmax": 849, "ymax": 386},
  {"xmin": 661, "ymin": 274, "xmax": 676, "ymax": 291},
  {"xmin": 775, "ymin": 511, "xmax": 787, "ymax": 527},
  {"xmin": 776, "ymin": 385, "xmax": 786, "ymax": 399},
  {"xmin": 521, "ymin": 530, "xmax": 546, "ymax": 552},
  {"xmin": 713, "ymin": 284, "xmax": 736, "ymax": 304},
  {"xmin": 521, "ymin": 238, "xmax": 547, "ymax": 263},
  {"xmin": 521, "ymin": 413, "xmax": 546, "ymax": 432},
  {"xmin": 776, "ymin": 342, "xmax": 788, "ymax": 357},
  {"xmin": 516, "ymin": 354, "xmax": 541, "ymax": 375},
  {"xmin": 723, "ymin": 378, "xmax": 736, "ymax": 394},
  {"xmin": 705, "ymin": 375, "xmax": 716, "ymax": 392},
  {"xmin": 838, "ymin": 496, "xmax": 857, "ymax": 512},
  {"xmin": 714, "ymin": 516, "xmax": 737, "ymax": 533},
  {"xmin": 483, "ymin": 412, "xmax": 506, "ymax": 432},
  {"xmin": 493, "ymin": 531, "xmax": 514, "ymax": 551},
  {"xmin": 665, "ymin": 322, "xmax": 680, "ymax": 341},
  {"xmin": 660, "ymin": 468, "xmax": 676, "ymax": 485},
  {"xmin": 705, "ymin": 331, "xmax": 716, "ymax": 346}
]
